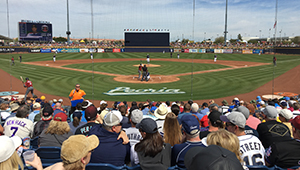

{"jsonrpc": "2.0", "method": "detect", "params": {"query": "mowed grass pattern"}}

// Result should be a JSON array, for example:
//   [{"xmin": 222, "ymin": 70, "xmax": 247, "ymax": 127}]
[
  {"xmin": 0, "ymin": 52, "xmax": 300, "ymax": 101},
  {"xmin": 63, "ymin": 60, "xmax": 229, "ymax": 75}
]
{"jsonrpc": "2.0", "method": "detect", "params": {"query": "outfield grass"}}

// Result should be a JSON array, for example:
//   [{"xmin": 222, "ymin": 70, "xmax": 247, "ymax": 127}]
[{"xmin": 0, "ymin": 52, "xmax": 300, "ymax": 101}]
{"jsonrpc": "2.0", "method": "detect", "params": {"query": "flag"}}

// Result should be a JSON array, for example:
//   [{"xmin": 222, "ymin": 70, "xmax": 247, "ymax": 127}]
[{"xmin": 273, "ymin": 21, "xmax": 277, "ymax": 28}]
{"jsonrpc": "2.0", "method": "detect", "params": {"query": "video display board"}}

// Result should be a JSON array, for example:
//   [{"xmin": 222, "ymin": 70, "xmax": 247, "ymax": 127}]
[
  {"xmin": 19, "ymin": 22, "xmax": 52, "ymax": 42},
  {"xmin": 125, "ymin": 33, "xmax": 169, "ymax": 46}
]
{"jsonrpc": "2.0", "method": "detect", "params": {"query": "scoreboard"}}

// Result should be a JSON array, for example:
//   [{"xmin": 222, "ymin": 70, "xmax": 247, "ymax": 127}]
[
  {"xmin": 19, "ymin": 21, "xmax": 52, "ymax": 42},
  {"xmin": 125, "ymin": 33, "xmax": 169, "ymax": 47}
]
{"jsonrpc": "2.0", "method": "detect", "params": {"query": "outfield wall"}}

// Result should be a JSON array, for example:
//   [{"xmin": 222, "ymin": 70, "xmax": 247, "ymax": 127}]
[{"xmin": 1, "ymin": 47, "xmax": 299, "ymax": 54}]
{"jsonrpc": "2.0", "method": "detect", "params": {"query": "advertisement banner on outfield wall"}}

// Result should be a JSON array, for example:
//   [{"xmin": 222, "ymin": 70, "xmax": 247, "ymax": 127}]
[
  {"xmin": 89, "ymin": 48, "xmax": 97, "ymax": 53},
  {"xmin": 233, "ymin": 49, "xmax": 242, "ymax": 53},
  {"xmin": 189, "ymin": 49, "xmax": 198, "ymax": 53},
  {"xmin": 223, "ymin": 49, "xmax": 233, "ymax": 53},
  {"xmin": 40, "ymin": 48, "xmax": 51, "ymax": 53},
  {"xmin": 51, "ymin": 48, "xmax": 61, "ymax": 53},
  {"xmin": 121, "ymin": 49, "xmax": 125, "ymax": 52},
  {"xmin": 242, "ymin": 49, "xmax": 252, "ymax": 54},
  {"xmin": 198, "ymin": 49, "xmax": 206, "ymax": 53},
  {"xmin": 252, "ymin": 49, "xmax": 264, "ymax": 54},
  {"xmin": 174, "ymin": 49, "xmax": 181, "ymax": 53},
  {"xmin": 206, "ymin": 49, "xmax": 214, "ymax": 53},
  {"xmin": 0, "ymin": 48, "xmax": 15, "ymax": 53},
  {"xmin": 214, "ymin": 49, "xmax": 223, "ymax": 53},
  {"xmin": 97, "ymin": 49, "xmax": 105, "ymax": 53},
  {"xmin": 80, "ymin": 49, "xmax": 89, "ymax": 53},
  {"xmin": 113, "ymin": 49, "xmax": 121, "ymax": 53},
  {"xmin": 31, "ymin": 49, "xmax": 40, "ymax": 53},
  {"xmin": 184, "ymin": 49, "xmax": 189, "ymax": 53},
  {"xmin": 105, "ymin": 49, "xmax": 113, "ymax": 53}
]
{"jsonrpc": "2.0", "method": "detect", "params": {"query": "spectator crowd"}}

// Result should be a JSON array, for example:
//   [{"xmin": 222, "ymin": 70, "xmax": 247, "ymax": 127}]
[{"xmin": 1, "ymin": 92, "xmax": 300, "ymax": 170}]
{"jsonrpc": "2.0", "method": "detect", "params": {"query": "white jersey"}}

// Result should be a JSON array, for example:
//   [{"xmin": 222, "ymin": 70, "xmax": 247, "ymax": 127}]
[
  {"xmin": 123, "ymin": 127, "xmax": 142, "ymax": 146},
  {"xmin": 238, "ymin": 135, "xmax": 265, "ymax": 166},
  {"xmin": 4, "ymin": 117, "xmax": 34, "ymax": 139}
]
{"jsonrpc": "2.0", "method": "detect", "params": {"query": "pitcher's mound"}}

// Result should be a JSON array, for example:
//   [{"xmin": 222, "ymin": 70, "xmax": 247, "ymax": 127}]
[{"xmin": 114, "ymin": 75, "xmax": 179, "ymax": 84}]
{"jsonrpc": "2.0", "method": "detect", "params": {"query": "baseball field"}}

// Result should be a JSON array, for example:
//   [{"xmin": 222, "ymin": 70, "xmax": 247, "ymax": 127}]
[{"xmin": 0, "ymin": 52, "xmax": 300, "ymax": 103}]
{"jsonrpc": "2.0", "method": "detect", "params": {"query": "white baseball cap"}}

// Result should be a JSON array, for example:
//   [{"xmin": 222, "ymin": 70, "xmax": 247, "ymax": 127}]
[{"xmin": 0, "ymin": 136, "xmax": 22, "ymax": 162}]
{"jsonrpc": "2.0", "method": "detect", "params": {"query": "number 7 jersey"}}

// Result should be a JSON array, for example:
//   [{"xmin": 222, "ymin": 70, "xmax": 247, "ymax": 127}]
[
  {"xmin": 4, "ymin": 117, "xmax": 34, "ymax": 139},
  {"xmin": 238, "ymin": 134, "xmax": 266, "ymax": 166}
]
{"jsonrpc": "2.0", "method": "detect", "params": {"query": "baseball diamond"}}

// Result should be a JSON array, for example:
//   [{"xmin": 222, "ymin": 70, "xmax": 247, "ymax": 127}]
[{"xmin": 0, "ymin": 52, "xmax": 300, "ymax": 105}]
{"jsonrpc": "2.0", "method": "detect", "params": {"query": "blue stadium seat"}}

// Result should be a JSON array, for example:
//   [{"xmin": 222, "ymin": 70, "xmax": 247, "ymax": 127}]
[
  {"xmin": 247, "ymin": 165, "xmax": 275, "ymax": 170},
  {"xmin": 30, "ymin": 137, "xmax": 39, "ymax": 149},
  {"xmin": 274, "ymin": 165, "xmax": 300, "ymax": 170},
  {"xmin": 35, "ymin": 147, "xmax": 62, "ymax": 164},
  {"xmin": 126, "ymin": 165, "xmax": 142, "ymax": 170},
  {"xmin": 167, "ymin": 165, "xmax": 187, "ymax": 170},
  {"xmin": 86, "ymin": 163, "xmax": 126, "ymax": 170}
]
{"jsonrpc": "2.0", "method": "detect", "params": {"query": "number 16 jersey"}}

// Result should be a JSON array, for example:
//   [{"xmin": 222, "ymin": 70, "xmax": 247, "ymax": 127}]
[{"xmin": 4, "ymin": 117, "xmax": 34, "ymax": 139}]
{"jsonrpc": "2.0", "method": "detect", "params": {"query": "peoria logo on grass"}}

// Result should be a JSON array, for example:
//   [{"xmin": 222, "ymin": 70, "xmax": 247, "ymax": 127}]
[{"xmin": 104, "ymin": 87, "xmax": 185, "ymax": 96}]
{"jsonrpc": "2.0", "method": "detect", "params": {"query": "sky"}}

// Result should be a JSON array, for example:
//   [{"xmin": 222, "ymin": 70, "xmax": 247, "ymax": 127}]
[{"xmin": 0, "ymin": 0, "xmax": 299, "ymax": 42}]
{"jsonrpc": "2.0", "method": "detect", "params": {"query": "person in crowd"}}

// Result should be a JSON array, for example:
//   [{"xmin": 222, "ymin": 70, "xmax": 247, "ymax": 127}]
[
  {"xmin": 75, "ymin": 105, "xmax": 101, "ymax": 136},
  {"xmin": 0, "ymin": 102, "xmax": 10, "ymax": 122},
  {"xmin": 89, "ymin": 110, "xmax": 130, "ymax": 166},
  {"xmin": 199, "ymin": 102, "xmax": 209, "ymax": 127},
  {"xmin": 206, "ymin": 129, "xmax": 242, "ymax": 163},
  {"xmin": 219, "ymin": 99, "xmax": 230, "ymax": 114},
  {"xmin": 163, "ymin": 112, "xmax": 182, "ymax": 146},
  {"xmin": 119, "ymin": 105, "xmax": 131, "ymax": 128},
  {"xmin": 3, "ymin": 105, "xmax": 33, "ymax": 139},
  {"xmin": 191, "ymin": 103, "xmax": 203, "ymax": 121},
  {"xmin": 171, "ymin": 115, "xmax": 205, "ymax": 168},
  {"xmin": 133, "ymin": 118, "xmax": 171, "ymax": 169},
  {"xmin": 5, "ymin": 103, "xmax": 19, "ymax": 119},
  {"xmin": 32, "ymin": 103, "xmax": 53, "ymax": 138},
  {"xmin": 257, "ymin": 106, "xmax": 291, "ymax": 148},
  {"xmin": 245, "ymin": 103, "xmax": 261, "ymax": 130},
  {"xmin": 26, "ymin": 135, "xmax": 99, "ymax": 170},
  {"xmin": 171, "ymin": 104, "xmax": 180, "ymax": 116},
  {"xmin": 278, "ymin": 108, "xmax": 293, "ymax": 137},
  {"xmin": 220, "ymin": 111, "xmax": 265, "ymax": 166},
  {"xmin": 265, "ymin": 115, "xmax": 300, "ymax": 168},
  {"xmin": 153, "ymin": 104, "xmax": 169, "ymax": 135},
  {"xmin": 184, "ymin": 145, "xmax": 244, "ymax": 170},
  {"xmin": 178, "ymin": 103, "xmax": 192, "ymax": 120},
  {"xmin": 69, "ymin": 84, "xmax": 86, "ymax": 114},
  {"xmin": 28, "ymin": 102, "xmax": 41, "ymax": 122},
  {"xmin": 0, "ymin": 136, "xmax": 23, "ymax": 170},
  {"xmin": 123, "ymin": 109, "xmax": 143, "ymax": 146},
  {"xmin": 38, "ymin": 112, "xmax": 73, "ymax": 147},
  {"xmin": 53, "ymin": 102, "xmax": 65, "ymax": 116},
  {"xmin": 199, "ymin": 110, "xmax": 223, "ymax": 139},
  {"xmin": 68, "ymin": 111, "xmax": 86, "ymax": 134}
]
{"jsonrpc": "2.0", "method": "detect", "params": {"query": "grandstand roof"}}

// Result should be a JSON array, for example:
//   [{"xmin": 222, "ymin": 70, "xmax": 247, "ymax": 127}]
[{"xmin": 0, "ymin": 35, "xmax": 12, "ymax": 40}]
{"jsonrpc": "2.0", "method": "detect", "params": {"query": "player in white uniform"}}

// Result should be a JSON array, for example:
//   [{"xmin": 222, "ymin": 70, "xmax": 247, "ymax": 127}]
[
  {"xmin": 146, "ymin": 54, "xmax": 150, "ymax": 64},
  {"xmin": 4, "ymin": 105, "xmax": 34, "ymax": 139},
  {"xmin": 220, "ymin": 111, "xmax": 265, "ymax": 166}
]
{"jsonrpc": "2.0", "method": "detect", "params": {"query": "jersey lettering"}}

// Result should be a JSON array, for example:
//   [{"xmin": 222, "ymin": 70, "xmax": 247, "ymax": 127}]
[
  {"xmin": 6, "ymin": 119, "xmax": 27, "ymax": 127},
  {"xmin": 10, "ymin": 127, "xmax": 19, "ymax": 137},
  {"xmin": 240, "ymin": 142, "xmax": 261, "ymax": 154},
  {"xmin": 243, "ymin": 153, "xmax": 264, "ymax": 166}
]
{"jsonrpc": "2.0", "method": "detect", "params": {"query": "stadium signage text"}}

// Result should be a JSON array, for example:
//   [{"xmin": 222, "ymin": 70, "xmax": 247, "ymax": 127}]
[{"xmin": 104, "ymin": 87, "xmax": 185, "ymax": 96}]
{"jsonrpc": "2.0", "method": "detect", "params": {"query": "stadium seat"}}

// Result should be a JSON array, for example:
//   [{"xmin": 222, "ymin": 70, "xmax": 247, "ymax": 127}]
[
  {"xmin": 167, "ymin": 165, "xmax": 187, "ymax": 170},
  {"xmin": 86, "ymin": 163, "xmax": 126, "ymax": 170},
  {"xmin": 126, "ymin": 165, "xmax": 142, "ymax": 170},
  {"xmin": 30, "ymin": 136, "xmax": 39, "ymax": 149},
  {"xmin": 274, "ymin": 165, "xmax": 300, "ymax": 170},
  {"xmin": 35, "ymin": 146, "xmax": 62, "ymax": 164},
  {"xmin": 247, "ymin": 165, "xmax": 275, "ymax": 170}
]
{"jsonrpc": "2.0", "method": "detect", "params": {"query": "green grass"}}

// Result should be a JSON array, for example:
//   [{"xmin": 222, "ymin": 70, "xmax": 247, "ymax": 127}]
[
  {"xmin": 63, "ymin": 60, "xmax": 229, "ymax": 75},
  {"xmin": 0, "ymin": 52, "xmax": 300, "ymax": 101}
]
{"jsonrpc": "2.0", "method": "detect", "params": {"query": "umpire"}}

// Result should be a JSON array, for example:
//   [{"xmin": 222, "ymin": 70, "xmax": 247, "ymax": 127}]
[{"xmin": 141, "ymin": 65, "xmax": 148, "ymax": 81}]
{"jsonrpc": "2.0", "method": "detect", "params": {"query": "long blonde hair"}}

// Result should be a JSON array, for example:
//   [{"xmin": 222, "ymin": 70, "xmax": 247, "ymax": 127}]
[
  {"xmin": 0, "ymin": 152, "xmax": 24, "ymax": 170},
  {"xmin": 45, "ymin": 120, "xmax": 70, "ymax": 135},
  {"xmin": 207, "ymin": 129, "xmax": 242, "ymax": 162},
  {"xmin": 163, "ymin": 112, "xmax": 182, "ymax": 146}
]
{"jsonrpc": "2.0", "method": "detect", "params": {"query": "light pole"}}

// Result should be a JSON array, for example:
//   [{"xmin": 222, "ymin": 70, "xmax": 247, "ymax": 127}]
[
  {"xmin": 224, "ymin": 0, "xmax": 228, "ymax": 46},
  {"xmin": 66, "ymin": 0, "xmax": 71, "ymax": 44},
  {"xmin": 279, "ymin": 30, "xmax": 282, "ymax": 44},
  {"xmin": 259, "ymin": 30, "xmax": 261, "ymax": 38}
]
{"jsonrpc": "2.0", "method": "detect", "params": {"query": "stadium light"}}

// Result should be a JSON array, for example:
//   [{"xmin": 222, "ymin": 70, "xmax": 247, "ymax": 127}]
[
  {"xmin": 66, "ymin": 0, "xmax": 71, "ymax": 44},
  {"xmin": 224, "ymin": 0, "xmax": 228, "ymax": 46}
]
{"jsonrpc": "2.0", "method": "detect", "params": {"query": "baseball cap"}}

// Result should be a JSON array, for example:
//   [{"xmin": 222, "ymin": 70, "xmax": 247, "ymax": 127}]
[
  {"xmin": 103, "ymin": 110, "xmax": 123, "ymax": 126},
  {"xmin": 154, "ymin": 104, "xmax": 168, "ymax": 119},
  {"xmin": 150, "ymin": 106, "xmax": 157, "ymax": 113},
  {"xmin": 36, "ymin": 98, "xmax": 42, "ymax": 102},
  {"xmin": 208, "ymin": 110, "xmax": 222, "ymax": 125},
  {"xmin": 291, "ymin": 115, "xmax": 300, "ymax": 130},
  {"xmin": 42, "ymin": 104, "xmax": 53, "ymax": 117},
  {"xmin": 280, "ymin": 101, "xmax": 287, "ymax": 107},
  {"xmin": 10, "ymin": 103, "xmax": 19, "ymax": 112},
  {"xmin": 130, "ymin": 109, "xmax": 143, "ymax": 124},
  {"xmin": 181, "ymin": 115, "xmax": 200, "ymax": 135},
  {"xmin": 233, "ymin": 106, "xmax": 250, "ymax": 119},
  {"xmin": 54, "ymin": 112, "xmax": 68, "ymax": 122},
  {"xmin": 262, "ymin": 106, "xmax": 278, "ymax": 119},
  {"xmin": 279, "ymin": 109, "xmax": 293, "ymax": 120},
  {"xmin": 191, "ymin": 103, "xmax": 199, "ymax": 113},
  {"xmin": 58, "ymin": 99, "xmax": 63, "ymax": 103},
  {"xmin": 100, "ymin": 100, "xmax": 107, "ymax": 105},
  {"xmin": 53, "ymin": 99, "xmax": 57, "ymax": 103},
  {"xmin": 222, "ymin": 100, "xmax": 228, "ymax": 105},
  {"xmin": 136, "ymin": 118, "xmax": 158, "ymax": 134},
  {"xmin": 33, "ymin": 102, "xmax": 41, "ymax": 109},
  {"xmin": 40, "ymin": 96, "xmax": 46, "ymax": 100},
  {"xmin": 184, "ymin": 145, "xmax": 243, "ymax": 170},
  {"xmin": 85, "ymin": 105, "xmax": 98, "ymax": 121},
  {"xmin": 0, "ymin": 136, "xmax": 22, "ymax": 162},
  {"xmin": 220, "ymin": 111, "xmax": 246, "ymax": 128},
  {"xmin": 82, "ymin": 100, "xmax": 93, "ymax": 109},
  {"xmin": 61, "ymin": 135, "xmax": 99, "ymax": 164},
  {"xmin": 72, "ymin": 111, "xmax": 82, "ymax": 119}
]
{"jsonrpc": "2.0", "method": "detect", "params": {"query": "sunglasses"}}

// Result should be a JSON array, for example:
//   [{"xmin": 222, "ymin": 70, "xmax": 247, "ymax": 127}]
[{"xmin": 225, "ymin": 122, "xmax": 234, "ymax": 127}]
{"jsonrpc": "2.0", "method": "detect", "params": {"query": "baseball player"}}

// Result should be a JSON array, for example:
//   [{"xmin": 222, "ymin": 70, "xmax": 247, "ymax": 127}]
[
  {"xmin": 177, "ymin": 53, "xmax": 180, "ymax": 59},
  {"xmin": 146, "ymin": 54, "xmax": 150, "ymax": 64},
  {"xmin": 19, "ymin": 55, "xmax": 22, "ymax": 62},
  {"xmin": 273, "ymin": 56, "xmax": 277, "ymax": 66},
  {"xmin": 11, "ymin": 56, "xmax": 15, "ymax": 66},
  {"xmin": 53, "ymin": 54, "xmax": 56, "ymax": 62},
  {"xmin": 138, "ymin": 64, "xmax": 142, "ymax": 79},
  {"xmin": 23, "ymin": 77, "xmax": 35, "ymax": 100},
  {"xmin": 141, "ymin": 65, "xmax": 148, "ymax": 81},
  {"xmin": 214, "ymin": 55, "xmax": 217, "ymax": 62},
  {"xmin": 90, "ymin": 53, "xmax": 93, "ymax": 59}
]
